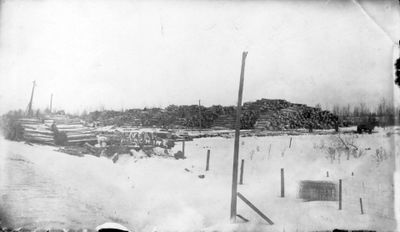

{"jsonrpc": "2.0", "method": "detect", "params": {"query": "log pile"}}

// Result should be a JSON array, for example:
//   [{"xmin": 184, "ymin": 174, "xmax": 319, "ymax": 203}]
[
  {"xmin": 212, "ymin": 115, "xmax": 235, "ymax": 129},
  {"xmin": 53, "ymin": 123, "xmax": 97, "ymax": 145},
  {"xmin": 44, "ymin": 116, "xmax": 97, "ymax": 145},
  {"xmin": 82, "ymin": 99, "xmax": 338, "ymax": 130},
  {"xmin": 18, "ymin": 118, "xmax": 55, "ymax": 144},
  {"xmin": 247, "ymin": 99, "xmax": 338, "ymax": 130},
  {"xmin": 12, "ymin": 116, "xmax": 97, "ymax": 145}
]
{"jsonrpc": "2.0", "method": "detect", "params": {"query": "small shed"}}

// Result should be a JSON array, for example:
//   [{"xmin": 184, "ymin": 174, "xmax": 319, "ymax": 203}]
[{"xmin": 299, "ymin": 180, "xmax": 338, "ymax": 201}]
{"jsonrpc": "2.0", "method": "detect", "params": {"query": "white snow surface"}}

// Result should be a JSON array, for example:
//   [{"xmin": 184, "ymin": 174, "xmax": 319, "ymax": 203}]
[{"xmin": 0, "ymin": 127, "xmax": 398, "ymax": 232}]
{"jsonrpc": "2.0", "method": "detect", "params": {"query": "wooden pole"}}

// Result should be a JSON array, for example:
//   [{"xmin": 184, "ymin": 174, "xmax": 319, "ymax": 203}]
[
  {"xmin": 359, "ymin": 197, "xmax": 364, "ymax": 214},
  {"xmin": 326, "ymin": 171, "xmax": 329, "ymax": 177},
  {"xmin": 289, "ymin": 137, "xmax": 292, "ymax": 148},
  {"xmin": 237, "ymin": 192, "xmax": 274, "ymax": 225},
  {"xmin": 339, "ymin": 179, "xmax": 342, "ymax": 210},
  {"xmin": 268, "ymin": 144, "xmax": 272, "ymax": 160},
  {"xmin": 281, "ymin": 168, "xmax": 285, "ymax": 197},
  {"xmin": 206, "ymin": 150, "xmax": 210, "ymax": 171},
  {"xmin": 182, "ymin": 141, "xmax": 185, "ymax": 156},
  {"xmin": 27, "ymin": 80, "xmax": 36, "ymax": 116},
  {"xmin": 230, "ymin": 51, "xmax": 247, "ymax": 223},
  {"xmin": 239, "ymin": 159, "xmax": 244, "ymax": 185}
]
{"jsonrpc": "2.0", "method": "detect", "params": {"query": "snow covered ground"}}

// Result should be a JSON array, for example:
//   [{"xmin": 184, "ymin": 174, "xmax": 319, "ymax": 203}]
[{"xmin": 0, "ymin": 127, "xmax": 398, "ymax": 232}]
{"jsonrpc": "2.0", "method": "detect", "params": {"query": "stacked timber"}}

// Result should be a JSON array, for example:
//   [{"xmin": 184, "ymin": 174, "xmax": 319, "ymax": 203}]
[
  {"xmin": 42, "ymin": 115, "xmax": 97, "ymax": 145},
  {"xmin": 17, "ymin": 118, "xmax": 55, "ymax": 144},
  {"xmin": 53, "ymin": 123, "xmax": 97, "ymax": 145},
  {"xmin": 212, "ymin": 115, "xmax": 235, "ymax": 129},
  {"xmin": 247, "ymin": 99, "xmax": 338, "ymax": 130}
]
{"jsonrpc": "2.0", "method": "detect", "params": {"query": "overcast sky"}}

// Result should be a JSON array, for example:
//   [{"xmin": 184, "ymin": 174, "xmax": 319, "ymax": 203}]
[{"xmin": 0, "ymin": 0, "xmax": 399, "ymax": 114}]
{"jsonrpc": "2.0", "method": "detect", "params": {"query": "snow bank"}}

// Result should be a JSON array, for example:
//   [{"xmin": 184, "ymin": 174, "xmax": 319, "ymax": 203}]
[{"xmin": 0, "ymin": 127, "xmax": 397, "ymax": 231}]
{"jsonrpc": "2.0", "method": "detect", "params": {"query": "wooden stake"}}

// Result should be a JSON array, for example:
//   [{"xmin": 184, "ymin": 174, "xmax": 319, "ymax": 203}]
[
  {"xmin": 327, "ymin": 171, "xmax": 329, "ymax": 177},
  {"xmin": 281, "ymin": 168, "xmax": 285, "ymax": 197},
  {"xmin": 289, "ymin": 137, "xmax": 292, "ymax": 148},
  {"xmin": 239, "ymin": 159, "xmax": 244, "ymax": 185},
  {"xmin": 360, "ymin": 198, "xmax": 364, "ymax": 214},
  {"xmin": 237, "ymin": 192, "xmax": 274, "ymax": 225},
  {"xmin": 182, "ymin": 141, "xmax": 185, "ymax": 156},
  {"xmin": 230, "ymin": 51, "xmax": 247, "ymax": 223},
  {"xmin": 268, "ymin": 144, "xmax": 272, "ymax": 160},
  {"xmin": 206, "ymin": 150, "xmax": 210, "ymax": 171},
  {"xmin": 339, "ymin": 179, "xmax": 342, "ymax": 210}
]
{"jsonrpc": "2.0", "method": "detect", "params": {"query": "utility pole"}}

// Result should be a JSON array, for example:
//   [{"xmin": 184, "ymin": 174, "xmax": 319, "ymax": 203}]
[
  {"xmin": 49, "ymin": 93, "xmax": 53, "ymax": 114},
  {"xmin": 27, "ymin": 80, "xmax": 36, "ymax": 117},
  {"xmin": 230, "ymin": 51, "xmax": 248, "ymax": 223}
]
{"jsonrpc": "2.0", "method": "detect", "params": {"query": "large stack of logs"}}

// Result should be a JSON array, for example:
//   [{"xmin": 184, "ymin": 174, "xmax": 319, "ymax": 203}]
[
  {"xmin": 82, "ymin": 99, "xmax": 338, "ymax": 130},
  {"xmin": 18, "ymin": 118, "xmax": 55, "ymax": 144},
  {"xmin": 212, "ymin": 115, "xmax": 235, "ymax": 129},
  {"xmin": 248, "ymin": 99, "xmax": 338, "ymax": 130},
  {"xmin": 9, "ymin": 116, "xmax": 97, "ymax": 145},
  {"xmin": 44, "ymin": 116, "xmax": 97, "ymax": 145}
]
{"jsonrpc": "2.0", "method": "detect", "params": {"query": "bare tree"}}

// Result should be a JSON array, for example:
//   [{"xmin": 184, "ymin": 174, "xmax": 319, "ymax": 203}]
[
  {"xmin": 395, "ymin": 57, "xmax": 400, "ymax": 88},
  {"xmin": 332, "ymin": 104, "xmax": 340, "ymax": 116}
]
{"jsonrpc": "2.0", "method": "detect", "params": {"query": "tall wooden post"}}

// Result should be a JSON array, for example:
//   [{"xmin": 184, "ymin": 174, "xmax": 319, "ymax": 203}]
[
  {"xmin": 27, "ymin": 80, "xmax": 36, "ymax": 116},
  {"xmin": 230, "ymin": 51, "xmax": 248, "ymax": 223}
]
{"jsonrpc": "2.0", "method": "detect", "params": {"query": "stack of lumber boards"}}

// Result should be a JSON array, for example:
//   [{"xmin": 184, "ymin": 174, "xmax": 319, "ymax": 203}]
[{"xmin": 17, "ymin": 118, "xmax": 55, "ymax": 144}]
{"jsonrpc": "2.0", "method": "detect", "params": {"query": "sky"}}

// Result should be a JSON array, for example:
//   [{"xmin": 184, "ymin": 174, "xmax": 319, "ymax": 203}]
[{"xmin": 0, "ymin": 0, "xmax": 399, "ymax": 114}]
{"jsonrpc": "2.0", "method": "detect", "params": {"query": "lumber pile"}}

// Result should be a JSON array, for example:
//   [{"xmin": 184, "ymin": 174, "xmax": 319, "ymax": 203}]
[
  {"xmin": 11, "ymin": 116, "xmax": 97, "ymax": 145},
  {"xmin": 18, "ymin": 118, "xmax": 55, "ymax": 144},
  {"xmin": 82, "ymin": 99, "xmax": 338, "ymax": 130},
  {"xmin": 42, "ymin": 115, "xmax": 96, "ymax": 145},
  {"xmin": 212, "ymin": 115, "xmax": 235, "ymax": 129},
  {"xmin": 247, "ymin": 99, "xmax": 338, "ymax": 130},
  {"xmin": 54, "ymin": 124, "xmax": 96, "ymax": 145}
]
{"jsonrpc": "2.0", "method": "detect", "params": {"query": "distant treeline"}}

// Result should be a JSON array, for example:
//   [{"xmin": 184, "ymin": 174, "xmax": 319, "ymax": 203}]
[{"xmin": 331, "ymin": 98, "xmax": 399, "ymax": 126}]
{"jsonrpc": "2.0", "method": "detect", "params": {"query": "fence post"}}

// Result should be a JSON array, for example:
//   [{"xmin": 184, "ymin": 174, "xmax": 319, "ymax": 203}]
[
  {"xmin": 281, "ymin": 168, "xmax": 285, "ymax": 197},
  {"xmin": 360, "ymin": 198, "xmax": 364, "ymax": 214},
  {"xmin": 268, "ymin": 144, "xmax": 272, "ymax": 160},
  {"xmin": 326, "ymin": 171, "xmax": 329, "ymax": 177},
  {"xmin": 339, "ymin": 179, "xmax": 342, "ymax": 210},
  {"xmin": 289, "ymin": 137, "xmax": 292, "ymax": 148},
  {"xmin": 182, "ymin": 141, "xmax": 185, "ymax": 156},
  {"xmin": 206, "ymin": 150, "xmax": 210, "ymax": 171},
  {"xmin": 239, "ymin": 159, "xmax": 244, "ymax": 185}
]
